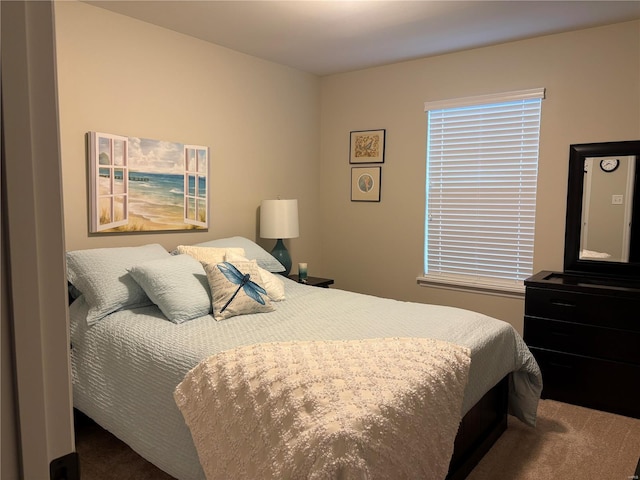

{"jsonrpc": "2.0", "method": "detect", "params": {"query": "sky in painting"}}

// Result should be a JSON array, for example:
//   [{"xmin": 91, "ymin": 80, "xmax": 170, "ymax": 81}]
[{"xmin": 128, "ymin": 136, "xmax": 184, "ymax": 174}]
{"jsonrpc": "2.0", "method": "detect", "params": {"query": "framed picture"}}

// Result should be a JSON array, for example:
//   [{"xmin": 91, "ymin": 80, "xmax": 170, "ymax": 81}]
[
  {"xmin": 351, "ymin": 166, "xmax": 381, "ymax": 202},
  {"xmin": 88, "ymin": 131, "xmax": 209, "ymax": 233},
  {"xmin": 349, "ymin": 129, "xmax": 385, "ymax": 164}
]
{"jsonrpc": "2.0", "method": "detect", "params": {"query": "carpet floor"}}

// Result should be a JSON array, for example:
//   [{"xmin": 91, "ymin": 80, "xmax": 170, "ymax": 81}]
[
  {"xmin": 75, "ymin": 399, "xmax": 640, "ymax": 479},
  {"xmin": 467, "ymin": 400, "xmax": 640, "ymax": 480}
]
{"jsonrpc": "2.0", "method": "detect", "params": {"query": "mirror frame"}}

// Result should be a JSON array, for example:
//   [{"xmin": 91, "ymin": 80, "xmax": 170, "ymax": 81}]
[{"xmin": 564, "ymin": 140, "xmax": 640, "ymax": 278}]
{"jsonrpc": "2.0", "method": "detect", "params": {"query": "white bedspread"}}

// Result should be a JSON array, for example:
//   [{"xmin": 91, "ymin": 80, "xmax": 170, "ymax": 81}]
[
  {"xmin": 70, "ymin": 277, "xmax": 542, "ymax": 480},
  {"xmin": 174, "ymin": 337, "xmax": 471, "ymax": 480}
]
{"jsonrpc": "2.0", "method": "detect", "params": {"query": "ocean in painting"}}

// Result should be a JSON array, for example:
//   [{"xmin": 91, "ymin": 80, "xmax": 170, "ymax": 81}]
[{"xmin": 110, "ymin": 171, "xmax": 205, "ymax": 229}]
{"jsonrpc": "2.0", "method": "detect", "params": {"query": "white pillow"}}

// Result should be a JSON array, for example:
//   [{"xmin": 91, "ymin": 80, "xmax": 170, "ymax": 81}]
[
  {"xmin": 225, "ymin": 251, "xmax": 285, "ymax": 301},
  {"xmin": 203, "ymin": 261, "xmax": 274, "ymax": 321},
  {"xmin": 175, "ymin": 245, "xmax": 245, "ymax": 264},
  {"xmin": 193, "ymin": 236, "xmax": 285, "ymax": 273}
]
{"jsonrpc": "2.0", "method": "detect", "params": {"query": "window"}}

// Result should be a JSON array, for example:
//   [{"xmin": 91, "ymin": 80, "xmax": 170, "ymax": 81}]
[
  {"xmin": 183, "ymin": 145, "xmax": 209, "ymax": 228},
  {"xmin": 89, "ymin": 132, "xmax": 129, "ymax": 232},
  {"xmin": 421, "ymin": 88, "xmax": 545, "ymax": 295}
]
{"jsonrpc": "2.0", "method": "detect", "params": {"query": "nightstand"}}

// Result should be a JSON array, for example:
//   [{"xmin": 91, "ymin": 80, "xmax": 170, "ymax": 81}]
[{"xmin": 288, "ymin": 275, "xmax": 334, "ymax": 288}]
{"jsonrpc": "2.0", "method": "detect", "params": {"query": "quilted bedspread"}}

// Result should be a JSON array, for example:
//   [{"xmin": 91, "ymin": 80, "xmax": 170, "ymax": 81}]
[
  {"xmin": 70, "ymin": 278, "xmax": 541, "ymax": 480},
  {"xmin": 174, "ymin": 337, "xmax": 471, "ymax": 480}
]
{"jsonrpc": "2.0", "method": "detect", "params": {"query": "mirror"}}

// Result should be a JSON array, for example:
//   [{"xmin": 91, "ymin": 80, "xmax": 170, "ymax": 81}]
[
  {"xmin": 564, "ymin": 140, "xmax": 640, "ymax": 278},
  {"xmin": 580, "ymin": 155, "xmax": 636, "ymax": 262}
]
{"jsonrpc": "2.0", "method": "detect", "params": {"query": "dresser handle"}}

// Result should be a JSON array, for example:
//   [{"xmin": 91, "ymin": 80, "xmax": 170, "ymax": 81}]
[
  {"xmin": 550, "ymin": 330, "xmax": 571, "ymax": 337},
  {"xmin": 550, "ymin": 299, "xmax": 576, "ymax": 308}
]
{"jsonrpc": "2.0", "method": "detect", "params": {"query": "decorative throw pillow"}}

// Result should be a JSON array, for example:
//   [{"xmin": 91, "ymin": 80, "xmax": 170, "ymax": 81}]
[
  {"xmin": 203, "ymin": 261, "xmax": 274, "ymax": 321},
  {"xmin": 128, "ymin": 254, "xmax": 212, "ymax": 324},
  {"xmin": 66, "ymin": 244, "xmax": 171, "ymax": 325},
  {"xmin": 193, "ymin": 236, "xmax": 285, "ymax": 273},
  {"xmin": 225, "ymin": 251, "xmax": 285, "ymax": 301},
  {"xmin": 175, "ymin": 245, "xmax": 245, "ymax": 264}
]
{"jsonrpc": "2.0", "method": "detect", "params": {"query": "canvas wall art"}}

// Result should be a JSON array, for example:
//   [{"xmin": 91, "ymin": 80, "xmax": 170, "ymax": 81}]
[{"xmin": 88, "ymin": 132, "xmax": 209, "ymax": 233}]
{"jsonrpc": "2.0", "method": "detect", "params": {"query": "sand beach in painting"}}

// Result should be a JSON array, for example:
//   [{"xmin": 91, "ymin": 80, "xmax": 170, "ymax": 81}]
[
  {"xmin": 128, "ymin": 171, "xmax": 186, "ymax": 229},
  {"xmin": 99, "ymin": 171, "xmax": 192, "ymax": 231}
]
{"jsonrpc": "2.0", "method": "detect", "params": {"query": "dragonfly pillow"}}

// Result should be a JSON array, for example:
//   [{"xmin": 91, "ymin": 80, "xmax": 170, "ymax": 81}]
[
  {"xmin": 224, "ymin": 251, "xmax": 285, "ymax": 301},
  {"xmin": 204, "ymin": 261, "xmax": 274, "ymax": 321}
]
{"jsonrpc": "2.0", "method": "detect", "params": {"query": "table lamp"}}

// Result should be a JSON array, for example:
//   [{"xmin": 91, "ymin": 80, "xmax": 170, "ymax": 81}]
[{"xmin": 260, "ymin": 199, "xmax": 299, "ymax": 275}]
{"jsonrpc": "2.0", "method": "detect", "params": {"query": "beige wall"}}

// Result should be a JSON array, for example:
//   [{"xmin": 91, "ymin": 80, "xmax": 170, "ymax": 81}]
[
  {"xmin": 55, "ymin": 4, "xmax": 640, "ymax": 332},
  {"xmin": 55, "ymin": 1, "xmax": 322, "ymax": 271},
  {"xmin": 319, "ymin": 21, "xmax": 640, "ymax": 333}
]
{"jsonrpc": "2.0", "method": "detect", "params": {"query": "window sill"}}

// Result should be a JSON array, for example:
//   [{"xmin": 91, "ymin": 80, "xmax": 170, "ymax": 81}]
[{"xmin": 416, "ymin": 275, "xmax": 525, "ymax": 299}]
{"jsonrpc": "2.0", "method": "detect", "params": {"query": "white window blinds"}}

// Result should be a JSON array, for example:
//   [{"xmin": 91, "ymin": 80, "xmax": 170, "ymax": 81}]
[{"xmin": 423, "ymin": 88, "xmax": 544, "ymax": 294}]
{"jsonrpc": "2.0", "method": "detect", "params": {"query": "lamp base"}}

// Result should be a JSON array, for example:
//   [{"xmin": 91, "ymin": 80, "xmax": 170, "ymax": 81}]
[{"xmin": 270, "ymin": 238, "xmax": 292, "ymax": 276}]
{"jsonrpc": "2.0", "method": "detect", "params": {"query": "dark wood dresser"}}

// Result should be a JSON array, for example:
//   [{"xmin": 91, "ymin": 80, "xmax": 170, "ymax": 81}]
[{"xmin": 524, "ymin": 270, "xmax": 640, "ymax": 419}]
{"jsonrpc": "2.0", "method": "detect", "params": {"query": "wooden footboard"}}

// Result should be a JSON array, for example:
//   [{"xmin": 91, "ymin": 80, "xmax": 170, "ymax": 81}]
[
  {"xmin": 75, "ymin": 375, "xmax": 510, "ymax": 480},
  {"xmin": 447, "ymin": 376, "xmax": 509, "ymax": 480}
]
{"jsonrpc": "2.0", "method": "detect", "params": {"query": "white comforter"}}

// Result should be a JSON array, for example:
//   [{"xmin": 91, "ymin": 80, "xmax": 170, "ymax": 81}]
[
  {"xmin": 174, "ymin": 337, "xmax": 471, "ymax": 480},
  {"xmin": 70, "ymin": 278, "xmax": 541, "ymax": 480}
]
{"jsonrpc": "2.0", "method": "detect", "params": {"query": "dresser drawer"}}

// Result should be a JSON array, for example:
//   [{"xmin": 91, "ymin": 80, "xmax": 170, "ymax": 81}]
[
  {"xmin": 524, "ymin": 317, "xmax": 640, "ymax": 364},
  {"xmin": 525, "ymin": 287, "xmax": 640, "ymax": 332},
  {"xmin": 530, "ymin": 347, "xmax": 640, "ymax": 419}
]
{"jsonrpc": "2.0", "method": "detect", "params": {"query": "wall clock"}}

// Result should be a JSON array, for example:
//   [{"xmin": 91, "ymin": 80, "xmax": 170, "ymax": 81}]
[{"xmin": 599, "ymin": 158, "xmax": 620, "ymax": 173}]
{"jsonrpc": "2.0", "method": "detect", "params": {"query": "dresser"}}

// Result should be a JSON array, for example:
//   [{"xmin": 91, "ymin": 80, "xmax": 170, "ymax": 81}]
[{"xmin": 524, "ymin": 270, "xmax": 640, "ymax": 419}]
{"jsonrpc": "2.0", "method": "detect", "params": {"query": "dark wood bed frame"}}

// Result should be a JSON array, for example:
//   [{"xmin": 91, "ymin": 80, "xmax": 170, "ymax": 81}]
[
  {"xmin": 68, "ymin": 285, "xmax": 510, "ymax": 479},
  {"xmin": 447, "ymin": 376, "xmax": 509, "ymax": 479},
  {"xmin": 74, "ymin": 375, "xmax": 509, "ymax": 479}
]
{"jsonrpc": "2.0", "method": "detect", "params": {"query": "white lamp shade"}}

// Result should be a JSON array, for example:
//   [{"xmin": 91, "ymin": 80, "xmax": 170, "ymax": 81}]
[{"xmin": 260, "ymin": 199, "xmax": 299, "ymax": 239}]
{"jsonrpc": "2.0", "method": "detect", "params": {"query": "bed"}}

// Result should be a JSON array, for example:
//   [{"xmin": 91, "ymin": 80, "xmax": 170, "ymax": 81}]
[
  {"xmin": 68, "ymin": 237, "xmax": 542, "ymax": 480},
  {"xmin": 580, "ymin": 249, "xmax": 612, "ymax": 259}
]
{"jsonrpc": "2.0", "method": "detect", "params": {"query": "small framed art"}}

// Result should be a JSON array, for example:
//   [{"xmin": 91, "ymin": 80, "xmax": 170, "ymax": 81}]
[
  {"xmin": 351, "ymin": 166, "xmax": 381, "ymax": 202},
  {"xmin": 349, "ymin": 129, "xmax": 385, "ymax": 164}
]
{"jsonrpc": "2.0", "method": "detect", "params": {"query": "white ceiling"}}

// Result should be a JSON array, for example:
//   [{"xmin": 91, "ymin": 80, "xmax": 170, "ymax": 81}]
[{"xmin": 87, "ymin": 1, "xmax": 640, "ymax": 76}]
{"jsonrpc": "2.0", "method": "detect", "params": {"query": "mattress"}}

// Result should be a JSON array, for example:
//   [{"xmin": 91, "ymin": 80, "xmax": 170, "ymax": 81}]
[{"xmin": 70, "ymin": 277, "xmax": 542, "ymax": 480}]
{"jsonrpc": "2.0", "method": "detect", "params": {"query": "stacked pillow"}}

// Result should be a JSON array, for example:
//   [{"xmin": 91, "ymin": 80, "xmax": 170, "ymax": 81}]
[
  {"xmin": 173, "ymin": 245, "xmax": 245, "ymax": 264},
  {"xmin": 176, "ymin": 247, "xmax": 285, "ymax": 321},
  {"xmin": 203, "ymin": 261, "xmax": 275, "ymax": 321},
  {"xmin": 66, "ymin": 237, "xmax": 286, "ymax": 325},
  {"xmin": 128, "ymin": 254, "xmax": 212, "ymax": 323},
  {"xmin": 187, "ymin": 236, "xmax": 285, "ymax": 273},
  {"xmin": 66, "ymin": 244, "xmax": 171, "ymax": 326},
  {"xmin": 224, "ymin": 251, "xmax": 285, "ymax": 301}
]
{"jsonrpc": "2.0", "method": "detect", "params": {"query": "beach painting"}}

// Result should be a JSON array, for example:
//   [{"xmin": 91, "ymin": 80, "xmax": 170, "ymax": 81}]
[{"xmin": 88, "ymin": 132, "xmax": 209, "ymax": 233}]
